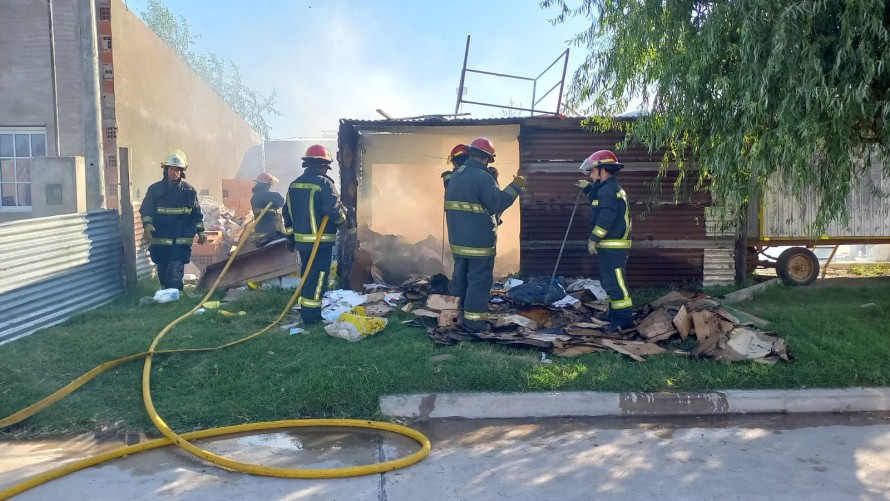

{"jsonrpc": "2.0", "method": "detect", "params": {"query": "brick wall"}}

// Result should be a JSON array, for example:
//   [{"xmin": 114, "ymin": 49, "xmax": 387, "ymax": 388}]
[{"xmin": 222, "ymin": 179, "xmax": 254, "ymax": 218}]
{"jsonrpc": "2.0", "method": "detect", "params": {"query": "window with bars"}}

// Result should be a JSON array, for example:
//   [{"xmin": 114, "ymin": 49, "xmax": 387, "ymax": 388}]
[
  {"xmin": 107, "ymin": 183, "xmax": 118, "ymax": 197},
  {"xmin": 107, "ymin": 155, "xmax": 117, "ymax": 168},
  {"xmin": 101, "ymin": 36, "xmax": 112, "ymax": 51},
  {"xmin": 105, "ymin": 127, "xmax": 117, "ymax": 139},
  {"xmin": 99, "ymin": 6, "xmax": 111, "ymax": 20},
  {"xmin": 1, "ymin": 129, "xmax": 47, "ymax": 209}
]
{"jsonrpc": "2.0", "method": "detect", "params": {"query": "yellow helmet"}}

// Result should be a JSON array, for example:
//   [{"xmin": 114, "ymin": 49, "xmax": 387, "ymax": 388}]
[{"xmin": 161, "ymin": 149, "xmax": 188, "ymax": 170}]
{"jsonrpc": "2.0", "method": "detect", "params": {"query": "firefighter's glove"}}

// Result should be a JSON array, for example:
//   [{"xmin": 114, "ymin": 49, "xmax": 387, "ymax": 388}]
[
  {"xmin": 143, "ymin": 224, "xmax": 154, "ymax": 243},
  {"xmin": 588, "ymin": 240, "xmax": 598, "ymax": 255},
  {"xmin": 197, "ymin": 232, "xmax": 207, "ymax": 245},
  {"xmin": 512, "ymin": 175, "xmax": 528, "ymax": 191},
  {"xmin": 286, "ymin": 239, "xmax": 295, "ymax": 253},
  {"xmin": 575, "ymin": 179, "xmax": 590, "ymax": 189}
]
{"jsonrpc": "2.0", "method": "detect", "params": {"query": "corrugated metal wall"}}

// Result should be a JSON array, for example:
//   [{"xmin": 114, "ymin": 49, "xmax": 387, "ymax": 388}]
[
  {"xmin": 759, "ymin": 161, "xmax": 890, "ymax": 240},
  {"xmin": 0, "ymin": 210, "xmax": 124, "ymax": 344},
  {"xmin": 133, "ymin": 203, "xmax": 154, "ymax": 278},
  {"xmin": 517, "ymin": 122, "xmax": 734, "ymax": 286}
]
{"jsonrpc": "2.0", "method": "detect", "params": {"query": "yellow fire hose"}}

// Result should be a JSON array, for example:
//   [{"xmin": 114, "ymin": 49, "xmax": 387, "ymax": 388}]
[{"xmin": 0, "ymin": 203, "xmax": 430, "ymax": 500}]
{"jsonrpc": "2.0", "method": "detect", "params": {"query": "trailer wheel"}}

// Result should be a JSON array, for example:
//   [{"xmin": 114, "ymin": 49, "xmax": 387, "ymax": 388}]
[{"xmin": 777, "ymin": 247, "xmax": 820, "ymax": 286}]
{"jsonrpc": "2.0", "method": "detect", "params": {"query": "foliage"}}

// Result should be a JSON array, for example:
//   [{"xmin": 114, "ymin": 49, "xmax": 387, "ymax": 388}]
[
  {"xmin": 541, "ymin": 0, "xmax": 890, "ymax": 232},
  {"xmin": 139, "ymin": 0, "xmax": 280, "ymax": 139}
]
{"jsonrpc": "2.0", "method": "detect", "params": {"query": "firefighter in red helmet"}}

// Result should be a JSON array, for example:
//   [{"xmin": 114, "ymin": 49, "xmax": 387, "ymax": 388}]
[
  {"xmin": 441, "ymin": 144, "xmax": 470, "ymax": 189},
  {"xmin": 445, "ymin": 137, "xmax": 528, "ymax": 332},
  {"xmin": 282, "ymin": 144, "xmax": 354, "ymax": 324},
  {"xmin": 577, "ymin": 149, "xmax": 634, "ymax": 333}
]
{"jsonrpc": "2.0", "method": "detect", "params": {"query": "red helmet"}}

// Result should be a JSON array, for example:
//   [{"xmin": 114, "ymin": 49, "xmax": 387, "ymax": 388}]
[
  {"xmin": 302, "ymin": 144, "xmax": 333, "ymax": 164},
  {"xmin": 447, "ymin": 144, "xmax": 470, "ymax": 165},
  {"xmin": 255, "ymin": 172, "xmax": 279, "ymax": 185},
  {"xmin": 467, "ymin": 137, "xmax": 496, "ymax": 159},
  {"xmin": 580, "ymin": 150, "xmax": 624, "ymax": 174}
]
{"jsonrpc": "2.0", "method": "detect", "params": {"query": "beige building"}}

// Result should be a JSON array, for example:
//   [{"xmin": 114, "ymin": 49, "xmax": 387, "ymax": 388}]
[{"xmin": 0, "ymin": 0, "xmax": 261, "ymax": 223}]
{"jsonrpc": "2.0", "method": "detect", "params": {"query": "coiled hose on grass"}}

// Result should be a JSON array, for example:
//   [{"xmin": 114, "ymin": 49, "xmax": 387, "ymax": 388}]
[{"xmin": 0, "ymin": 204, "xmax": 430, "ymax": 500}]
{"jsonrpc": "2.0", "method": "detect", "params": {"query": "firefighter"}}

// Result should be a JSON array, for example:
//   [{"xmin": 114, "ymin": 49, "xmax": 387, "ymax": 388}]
[
  {"xmin": 139, "ymin": 150, "xmax": 206, "ymax": 292},
  {"xmin": 441, "ymin": 144, "xmax": 470, "ymax": 189},
  {"xmin": 445, "ymin": 137, "xmax": 527, "ymax": 332},
  {"xmin": 250, "ymin": 171, "xmax": 285, "ymax": 239},
  {"xmin": 282, "ymin": 144, "xmax": 353, "ymax": 324},
  {"xmin": 576, "ymin": 150, "xmax": 634, "ymax": 333}
]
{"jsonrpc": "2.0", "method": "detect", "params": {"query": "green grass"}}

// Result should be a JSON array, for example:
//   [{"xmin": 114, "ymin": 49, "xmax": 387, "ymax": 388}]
[{"xmin": 1, "ymin": 277, "xmax": 889, "ymax": 438}]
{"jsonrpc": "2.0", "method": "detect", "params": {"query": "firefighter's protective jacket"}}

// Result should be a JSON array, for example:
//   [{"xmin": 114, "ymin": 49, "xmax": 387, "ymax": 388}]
[
  {"xmin": 444, "ymin": 158, "xmax": 521, "ymax": 258},
  {"xmin": 250, "ymin": 183, "xmax": 285, "ymax": 234},
  {"xmin": 283, "ymin": 167, "xmax": 347, "ymax": 244},
  {"xmin": 585, "ymin": 177, "xmax": 631, "ymax": 249},
  {"xmin": 139, "ymin": 179, "xmax": 204, "ymax": 246}
]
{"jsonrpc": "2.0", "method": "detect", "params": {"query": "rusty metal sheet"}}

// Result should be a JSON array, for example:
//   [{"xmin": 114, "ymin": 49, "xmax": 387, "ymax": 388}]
[
  {"xmin": 519, "ymin": 245, "xmax": 703, "ymax": 286},
  {"xmin": 197, "ymin": 240, "xmax": 299, "ymax": 290}
]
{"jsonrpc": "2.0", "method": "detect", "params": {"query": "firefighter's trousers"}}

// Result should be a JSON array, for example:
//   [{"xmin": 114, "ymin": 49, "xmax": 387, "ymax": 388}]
[
  {"xmin": 297, "ymin": 244, "xmax": 333, "ymax": 324},
  {"xmin": 598, "ymin": 248, "xmax": 634, "ymax": 326},
  {"xmin": 149, "ymin": 243, "xmax": 191, "ymax": 291},
  {"xmin": 451, "ymin": 255, "xmax": 494, "ymax": 332}
]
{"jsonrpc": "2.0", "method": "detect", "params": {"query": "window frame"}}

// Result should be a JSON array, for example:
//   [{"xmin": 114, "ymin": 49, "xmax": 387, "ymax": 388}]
[{"xmin": 0, "ymin": 127, "xmax": 47, "ymax": 211}]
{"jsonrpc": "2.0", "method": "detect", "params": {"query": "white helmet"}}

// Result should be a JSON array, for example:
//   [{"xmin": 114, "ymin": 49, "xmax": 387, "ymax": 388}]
[{"xmin": 161, "ymin": 150, "xmax": 188, "ymax": 170}]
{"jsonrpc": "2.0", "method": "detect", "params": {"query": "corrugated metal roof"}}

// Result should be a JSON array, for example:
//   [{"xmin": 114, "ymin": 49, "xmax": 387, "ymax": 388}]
[{"xmin": 0, "ymin": 211, "xmax": 124, "ymax": 344}]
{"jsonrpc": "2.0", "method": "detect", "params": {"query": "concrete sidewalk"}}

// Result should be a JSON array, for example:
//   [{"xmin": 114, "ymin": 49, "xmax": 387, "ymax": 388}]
[
  {"xmin": 1, "ymin": 413, "xmax": 888, "ymax": 500},
  {"xmin": 380, "ymin": 388, "xmax": 890, "ymax": 419}
]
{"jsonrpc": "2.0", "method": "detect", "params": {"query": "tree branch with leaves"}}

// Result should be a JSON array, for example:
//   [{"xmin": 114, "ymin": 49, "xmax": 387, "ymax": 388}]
[
  {"xmin": 542, "ymin": 0, "xmax": 890, "ymax": 232},
  {"xmin": 139, "ymin": 0, "xmax": 281, "ymax": 139}
]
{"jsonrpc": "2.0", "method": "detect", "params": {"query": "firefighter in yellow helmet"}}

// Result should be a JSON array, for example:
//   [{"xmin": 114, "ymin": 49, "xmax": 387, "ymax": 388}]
[{"xmin": 139, "ymin": 150, "xmax": 206, "ymax": 292}]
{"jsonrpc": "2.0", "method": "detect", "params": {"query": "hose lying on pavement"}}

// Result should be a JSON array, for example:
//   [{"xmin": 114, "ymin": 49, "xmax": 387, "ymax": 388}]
[{"xmin": 0, "ymin": 204, "xmax": 431, "ymax": 500}]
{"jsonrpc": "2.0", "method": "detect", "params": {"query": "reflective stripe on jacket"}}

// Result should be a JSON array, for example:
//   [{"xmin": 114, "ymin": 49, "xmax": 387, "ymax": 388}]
[
  {"xmin": 139, "ymin": 179, "xmax": 204, "ymax": 245},
  {"xmin": 282, "ymin": 167, "xmax": 347, "ymax": 244},
  {"xmin": 250, "ymin": 184, "xmax": 285, "ymax": 234},
  {"xmin": 585, "ymin": 177, "xmax": 631, "ymax": 248},
  {"xmin": 444, "ymin": 158, "xmax": 521, "ymax": 258}
]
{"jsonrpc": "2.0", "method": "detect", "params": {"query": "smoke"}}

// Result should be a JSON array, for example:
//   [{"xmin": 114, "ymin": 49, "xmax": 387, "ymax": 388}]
[{"xmin": 355, "ymin": 128, "xmax": 522, "ymax": 279}]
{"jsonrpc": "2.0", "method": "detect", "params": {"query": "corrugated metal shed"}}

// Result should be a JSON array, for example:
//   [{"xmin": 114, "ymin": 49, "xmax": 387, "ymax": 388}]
[
  {"xmin": 0, "ymin": 211, "xmax": 124, "ymax": 344},
  {"xmin": 338, "ymin": 116, "xmax": 735, "ymax": 286}
]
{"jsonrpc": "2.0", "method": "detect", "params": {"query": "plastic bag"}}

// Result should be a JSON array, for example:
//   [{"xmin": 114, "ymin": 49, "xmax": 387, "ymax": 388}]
[
  {"xmin": 324, "ymin": 306, "xmax": 388, "ymax": 342},
  {"xmin": 153, "ymin": 288, "xmax": 180, "ymax": 303}
]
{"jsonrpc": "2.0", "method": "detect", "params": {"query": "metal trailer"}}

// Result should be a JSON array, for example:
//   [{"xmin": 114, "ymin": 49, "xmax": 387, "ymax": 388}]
[{"xmin": 745, "ymin": 161, "xmax": 890, "ymax": 285}]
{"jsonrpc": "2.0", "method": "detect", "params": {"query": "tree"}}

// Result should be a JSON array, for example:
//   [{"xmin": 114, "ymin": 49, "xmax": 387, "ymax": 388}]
[
  {"xmin": 542, "ymin": 0, "xmax": 890, "ymax": 231},
  {"xmin": 139, "ymin": 0, "xmax": 280, "ymax": 139}
]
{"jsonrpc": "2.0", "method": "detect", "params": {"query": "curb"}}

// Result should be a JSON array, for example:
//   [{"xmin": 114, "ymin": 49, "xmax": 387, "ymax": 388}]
[{"xmin": 379, "ymin": 388, "xmax": 890, "ymax": 419}]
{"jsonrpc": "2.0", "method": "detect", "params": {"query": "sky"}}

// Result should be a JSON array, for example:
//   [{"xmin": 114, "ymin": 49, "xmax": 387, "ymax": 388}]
[{"xmin": 121, "ymin": 0, "xmax": 591, "ymax": 139}]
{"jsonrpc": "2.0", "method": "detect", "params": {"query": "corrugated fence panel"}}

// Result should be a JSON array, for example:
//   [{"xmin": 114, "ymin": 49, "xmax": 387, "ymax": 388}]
[
  {"xmin": 133, "ymin": 203, "xmax": 154, "ymax": 278},
  {"xmin": 0, "ymin": 210, "xmax": 124, "ymax": 344},
  {"xmin": 761, "ymin": 161, "xmax": 890, "ymax": 239}
]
